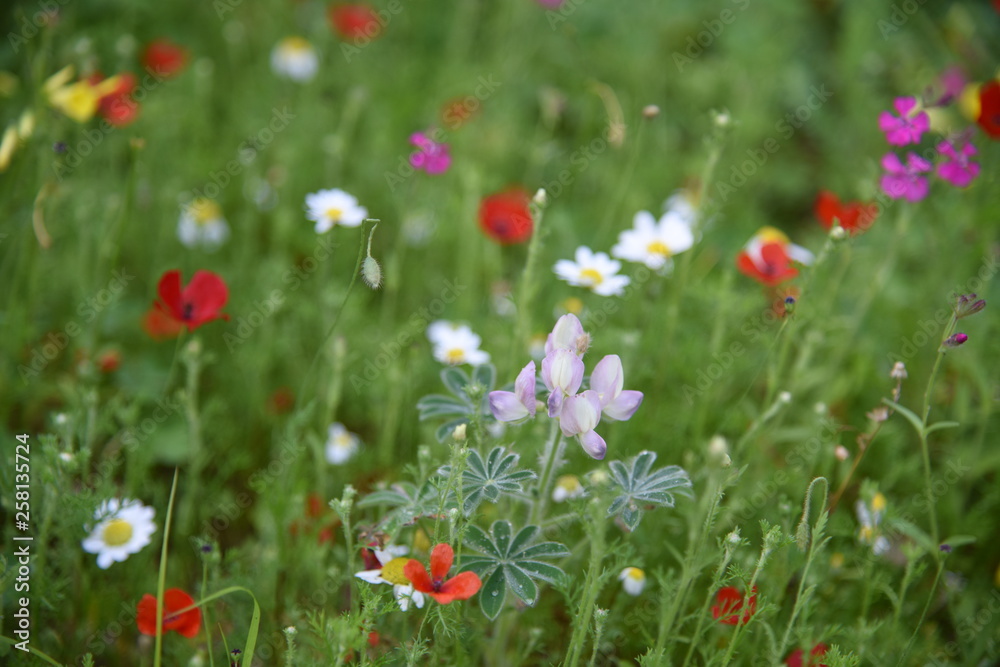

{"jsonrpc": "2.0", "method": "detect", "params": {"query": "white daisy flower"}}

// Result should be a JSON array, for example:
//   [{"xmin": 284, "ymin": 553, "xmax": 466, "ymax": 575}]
[
  {"xmin": 305, "ymin": 188, "xmax": 368, "ymax": 233},
  {"xmin": 355, "ymin": 546, "xmax": 425, "ymax": 611},
  {"xmin": 270, "ymin": 37, "xmax": 318, "ymax": 82},
  {"xmin": 554, "ymin": 246, "xmax": 631, "ymax": 297},
  {"xmin": 618, "ymin": 567, "xmax": 646, "ymax": 596},
  {"xmin": 426, "ymin": 321, "xmax": 491, "ymax": 366},
  {"xmin": 856, "ymin": 493, "xmax": 890, "ymax": 556},
  {"xmin": 552, "ymin": 475, "xmax": 585, "ymax": 503},
  {"xmin": 611, "ymin": 210, "xmax": 694, "ymax": 271},
  {"xmin": 81, "ymin": 498, "xmax": 156, "ymax": 569},
  {"xmin": 663, "ymin": 191, "xmax": 699, "ymax": 228},
  {"xmin": 325, "ymin": 423, "xmax": 360, "ymax": 465},
  {"xmin": 178, "ymin": 198, "xmax": 230, "ymax": 250}
]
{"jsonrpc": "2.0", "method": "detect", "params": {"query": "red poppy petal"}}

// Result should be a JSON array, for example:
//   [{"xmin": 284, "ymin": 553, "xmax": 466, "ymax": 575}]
[
  {"xmin": 136, "ymin": 594, "xmax": 158, "ymax": 636},
  {"xmin": 814, "ymin": 190, "xmax": 840, "ymax": 228},
  {"xmin": 785, "ymin": 648, "xmax": 805, "ymax": 667},
  {"xmin": 142, "ymin": 307, "xmax": 184, "ymax": 340},
  {"xmin": 977, "ymin": 81, "xmax": 1000, "ymax": 139},
  {"xmin": 437, "ymin": 571, "xmax": 482, "ymax": 603},
  {"xmin": 404, "ymin": 559, "xmax": 434, "ymax": 593},
  {"xmin": 182, "ymin": 270, "xmax": 229, "ymax": 327},
  {"xmin": 163, "ymin": 589, "xmax": 201, "ymax": 638},
  {"xmin": 429, "ymin": 543, "xmax": 454, "ymax": 581},
  {"xmin": 735, "ymin": 251, "xmax": 765, "ymax": 283},
  {"xmin": 156, "ymin": 270, "xmax": 184, "ymax": 318}
]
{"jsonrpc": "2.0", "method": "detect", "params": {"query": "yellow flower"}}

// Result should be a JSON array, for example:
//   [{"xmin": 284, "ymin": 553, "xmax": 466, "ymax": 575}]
[{"xmin": 46, "ymin": 66, "xmax": 127, "ymax": 124}]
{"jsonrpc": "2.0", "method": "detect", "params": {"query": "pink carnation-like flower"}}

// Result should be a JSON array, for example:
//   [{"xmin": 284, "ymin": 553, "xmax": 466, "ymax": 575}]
[
  {"xmin": 879, "ymin": 152, "xmax": 932, "ymax": 202},
  {"xmin": 878, "ymin": 97, "xmax": 929, "ymax": 146},
  {"xmin": 936, "ymin": 139, "xmax": 980, "ymax": 188},
  {"xmin": 408, "ymin": 132, "xmax": 451, "ymax": 174}
]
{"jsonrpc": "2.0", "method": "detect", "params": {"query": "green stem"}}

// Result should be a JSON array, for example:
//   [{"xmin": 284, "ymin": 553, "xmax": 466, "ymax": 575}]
[
  {"xmin": 899, "ymin": 560, "xmax": 944, "ymax": 665},
  {"xmin": 530, "ymin": 421, "xmax": 564, "ymax": 528},
  {"xmin": 564, "ymin": 501, "xmax": 607, "ymax": 667},
  {"xmin": 154, "ymin": 469, "xmax": 181, "ymax": 667},
  {"xmin": 512, "ymin": 196, "xmax": 546, "ymax": 366}
]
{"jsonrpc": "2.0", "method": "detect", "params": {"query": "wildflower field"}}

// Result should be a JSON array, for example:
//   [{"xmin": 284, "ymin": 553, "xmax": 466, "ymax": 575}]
[{"xmin": 3, "ymin": 0, "xmax": 1000, "ymax": 665}]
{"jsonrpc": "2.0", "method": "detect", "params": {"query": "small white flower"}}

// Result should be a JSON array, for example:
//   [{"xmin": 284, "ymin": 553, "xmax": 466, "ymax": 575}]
[
  {"xmin": 426, "ymin": 321, "xmax": 491, "ymax": 366},
  {"xmin": 325, "ymin": 423, "xmax": 360, "ymax": 465},
  {"xmin": 178, "ymin": 198, "xmax": 230, "ymax": 250},
  {"xmin": 270, "ymin": 37, "xmax": 318, "ymax": 82},
  {"xmin": 552, "ymin": 475, "xmax": 585, "ymax": 502},
  {"xmin": 81, "ymin": 498, "xmax": 156, "ymax": 569},
  {"xmin": 612, "ymin": 210, "xmax": 694, "ymax": 272},
  {"xmin": 355, "ymin": 547, "xmax": 425, "ymax": 611},
  {"xmin": 663, "ymin": 191, "xmax": 700, "ymax": 229},
  {"xmin": 554, "ymin": 246, "xmax": 631, "ymax": 297},
  {"xmin": 618, "ymin": 567, "xmax": 646, "ymax": 596},
  {"xmin": 305, "ymin": 188, "xmax": 368, "ymax": 233}
]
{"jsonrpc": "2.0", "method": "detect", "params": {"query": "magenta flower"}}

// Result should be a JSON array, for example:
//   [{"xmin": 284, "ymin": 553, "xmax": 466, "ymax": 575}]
[
  {"xmin": 408, "ymin": 132, "xmax": 451, "ymax": 174},
  {"xmin": 936, "ymin": 139, "xmax": 980, "ymax": 188},
  {"xmin": 488, "ymin": 361, "xmax": 536, "ymax": 423},
  {"xmin": 878, "ymin": 97, "xmax": 929, "ymax": 146},
  {"xmin": 880, "ymin": 152, "xmax": 932, "ymax": 202}
]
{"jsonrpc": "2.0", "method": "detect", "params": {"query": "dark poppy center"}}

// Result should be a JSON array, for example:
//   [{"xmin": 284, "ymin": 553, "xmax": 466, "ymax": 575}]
[
  {"xmin": 431, "ymin": 577, "xmax": 445, "ymax": 592},
  {"xmin": 182, "ymin": 302, "xmax": 194, "ymax": 321}
]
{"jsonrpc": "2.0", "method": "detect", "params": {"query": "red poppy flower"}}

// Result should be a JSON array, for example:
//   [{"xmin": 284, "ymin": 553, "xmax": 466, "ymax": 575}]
[
  {"xmin": 97, "ymin": 73, "xmax": 139, "ymax": 127},
  {"xmin": 786, "ymin": 642, "xmax": 828, "ymax": 667},
  {"xmin": 136, "ymin": 588, "xmax": 202, "ymax": 638},
  {"xmin": 977, "ymin": 80, "xmax": 1000, "ymax": 139},
  {"xmin": 814, "ymin": 190, "xmax": 878, "ymax": 236},
  {"xmin": 142, "ymin": 307, "xmax": 185, "ymax": 340},
  {"xmin": 479, "ymin": 188, "xmax": 533, "ymax": 244},
  {"xmin": 97, "ymin": 348, "xmax": 121, "ymax": 373},
  {"xmin": 329, "ymin": 4, "xmax": 381, "ymax": 40},
  {"xmin": 711, "ymin": 586, "xmax": 757, "ymax": 625},
  {"xmin": 152, "ymin": 269, "xmax": 229, "ymax": 332},
  {"xmin": 266, "ymin": 387, "xmax": 295, "ymax": 415},
  {"xmin": 403, "ymin": 543, "xmax": 482, "ymax": 604},
  {"xmin": 142, "ymin": 39, "xmax": 189, "ymax": 78},
  {"xmin": 736, "ymin": 227, "xmax": 812, "ymax": 286}
]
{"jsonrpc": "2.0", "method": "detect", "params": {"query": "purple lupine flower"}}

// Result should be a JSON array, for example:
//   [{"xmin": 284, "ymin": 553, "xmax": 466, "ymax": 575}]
[
  {"xmin": 408, "ymin": 132, "xmax": 451, "ymax": 174},
  {"xmin": 489, "ymin": 361, "xmax": 536, "ymax": 423},
  {"xmin": 589, "ymin": 355, "xmax": 644, "ymax": 421},
  {"xmin": 541, "ymin": 349, "xmax": 584, "ymax": 417},
  {"xmin": 878, "ymin": 97, "xmax": 930, "ymax": 146},
  {"xmin": 545, "ymin": 313, "xmax": 589, "ymax": 357},
  {"xmin": 880, "ymin": 152, "xmax": 932, "ymax": 202},
  {"xmin": 559, "ymin": 390, "xmax": 607, "ymax": 460},
  {"xmin": 936, "ymin": 139, "xmax": 980, "ymax": 188}
]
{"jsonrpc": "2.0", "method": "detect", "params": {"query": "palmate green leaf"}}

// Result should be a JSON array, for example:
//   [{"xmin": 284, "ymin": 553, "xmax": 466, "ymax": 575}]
[
  {"xmin": 607, "ymin": 450, "xmax": 692, "ymax": 532},
  {"xmin": 440, "ymin": 447, "xmax": 537, "ymax": 515},
  {"xmin": 357, "ymin": 480, "xmax": 452, "ymax": 533},
  {"xmin": 417, "ymin": 364, "xmax": 498, "ymax": 442},
  {"xmin": 460, "ymin": 520, "xmax": 569, "ymax": 619}
]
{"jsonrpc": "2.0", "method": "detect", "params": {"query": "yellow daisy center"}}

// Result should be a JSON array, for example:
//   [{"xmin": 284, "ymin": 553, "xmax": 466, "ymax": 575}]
[
  {"xmin": 556, "ymin": 475, "xmax": 582, "ymax": 493},
  {"xmin": 380, "ymin": 557, "xmax": 411, "ymax": 586},
  {"xmin": 646, "ymin": 240, "xmax": 670, "ymax": 257},
  {"xmin": 326, "ymin": 207, "xmax": 344, "ymax": 221},
  {"xmin": 283, "ymin": 36, "xmax": 311, "ymax": 53},
  {"xmin": 872, "ymin": 493, "xmax": 886, "ymax": 513},
  {"xmin": 625, "ymin": 567, "xmax": 645, "ymax": 581},
  {"xmin": 859, "ymin": 526, "xmax": 874, "ymax": 542},
  {"xmin": 561, "ymin": 297, "xmax": 584, "ymax": 315},
  {"xmin": 103, "ymin": 518, "xmax": 134, "ymax": 546},
  {"xmin": 579, "ymin": 268, "xmax": 604, "ymax": 286},
  {"xmin": 445, "ymin": 348, "xmax": 465, "ymax": 364},
  {"xmin": 188, "ymin": 198, "xmax": 222, "ymax": 225}
]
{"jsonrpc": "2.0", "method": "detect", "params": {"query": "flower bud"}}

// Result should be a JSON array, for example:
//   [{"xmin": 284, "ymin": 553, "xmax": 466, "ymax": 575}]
[
  {"xmin": 954, "ymin": 293, "xmax": 986, "ymax": 319},
  {"xmin": 361, "ymin": 256, "xmax": 382, "ymax": 290},
  {"xmin": 890, "ymin": 361, "xmax": 907, "ymax": 379},
  {"xmin": 942, "ymin": 332, "xmax": 968, "ymax": 348},
  {"xmin": 642, "ymin": 104, "xmax": 660, "ymax": 119}
]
